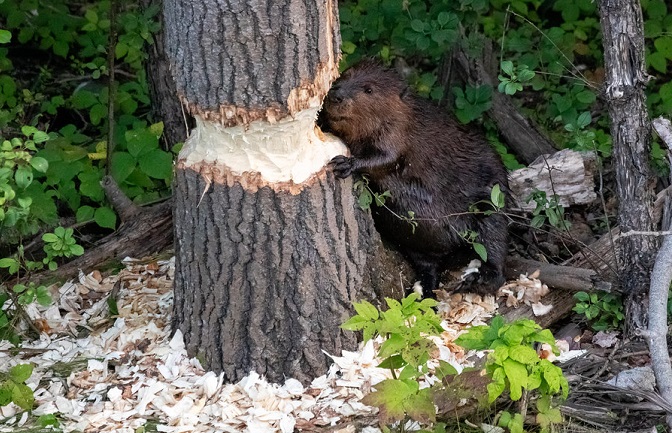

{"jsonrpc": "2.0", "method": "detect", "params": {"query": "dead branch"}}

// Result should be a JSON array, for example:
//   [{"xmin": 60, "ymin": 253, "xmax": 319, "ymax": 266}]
[
  {"xmin": 505, "ymin": 257, "xmax": 612, "ymax": 293},
  {"xmin": 444, "ymin": 37, "xmax": 557, "ymax": 164},
  {"xmin": 646, "ymin": 116, "xmax": 672, "ymax": 425}
]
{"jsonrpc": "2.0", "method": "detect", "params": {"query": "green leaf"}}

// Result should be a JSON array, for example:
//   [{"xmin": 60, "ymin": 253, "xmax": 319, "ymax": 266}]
[
  {"xmin": 357, "ymin": 188, "xmax": 372, "ymax": 210},
  {"xmin": 0, "ymin": 386, "xmax": 11, "ymax": 406},
  {"xmin": 85, "ymin": 9, "xmax": 99, "ymax": 24},
  {"xmin": 149, "ymin": 122, "xmax": 164, "ymax": 137},
  {"xmin": 649, "ymin": 51, "xmax": 668, "ymax": 73},
  {"xmin": 487, "ymin": 379, "xmax": 506, "ymax": 403},
  {"xmin": 490, "ymin": 183, "xmax": 505, "ymax": 208},
  {"xmin": 361, "ymin": 379, "xmax": 417, "ymax": 425},
  {"xmin": 126, "ymin": 128, "xmax": 160, "ymax": 157},
  {"xmin": 32, "ymin": 131, "xmax": 50, "ymax": 143},
  {"xmin": 455, "ymin": 325, "xmax": 489, "ymax": 350},
  {"xmin": 11, "ymin": 382, "xmax": 34, "ymax": 410},
  {"xmin": 0, "ymin": 29, "xmax": 11, "ymax": 44},
  {"xmin": 138, "ymin": 148, "xmax": 173, "ymax": 179},
  {"xmin": 501, "ymin": 60, "xmax": 514, "ymax": 76},
  {"xmin": 30, "ymin": 156, "xmax": 49, "ymax": 173},
  {"xmin": 378, "ymin": 354, "xmax": 406, "ymax": 370},
  {"xmin": 655, "ymin": 36, "xmax": 672, "ymax": 60},
  {"xmin": 111, "ymin": 152, "xmax": 137, "ymax": 183},
  {"xmin": 574, "ymin": 291, "xmax": 590, "ymax": 302},
  {"xmin": 78, "ymin": 169, "xmax": 104, "ymax": 201},
  {"xmin": 405, "ymin": 387, "xmax": 436, "ymax": 423},
  {"xmin": 69, "ymin": 244, "xmax": 84, "ymax": 256},
  {"xmin": 531, "ymin": 329, "xmax": 557, "ymax": 346},
  {"xmin": 36, "ymin": 286, "xmax": 52, "ymax": 306},
  {"xmin": 576, "ymin": 90, "xmax": 596, "ymax": 105},
  {"xmin": 76, "ymin": 205, "xmax": 96, "ymax": 223},
  {"xmin": 379, "ymin": 333, "xmax": 407, "ymax": 359},
  {"xmin": 14, "ymin": 166, "xmax": 33, "ymax": 189},
  {"xmin": 89, "ymin": 103, "xmax": 107, "ymax": 125},
  {"xmin": 9, "ymin": 363, "xmax": 33, "ymax": 383},
  {"xmin": 0, "ymin": 257, "xmax": 18, "ymax": 268},
  {"xmin": 435, "ymin": 360, "xmax": 458, "ymax": 379},
  {"xmin": 353, "ymin": 300, "xmax": 379, "ymax": 321},
  {"xmin": 42, "ymin": 233, "xmax": 59, "ymax": 243},
  {"xmin": 508, "ymin": 345, "xmax": 540, "ymax": 364},
  {"xmin": 37, "ymin": 414, "xmax": 60, "ymax": 428},
  {"xmin": 502, "ymin": 358, "xmax": 528, "ymax": 400},
  {"xmin": 410, "ymin": 19, "xmax": 425, "ymax": 33},
  {"xmin": 473, "ymin": 242, "xmax": 487, "ymax": 262},
  {"xmin": 94, "ymin": 206, "xmax": 117, "ymax": 229},
  {"xmin": 530, "ymin": 214, "xmax": 545, "ymax": 228},
  {"xmin": 71, "ymin": 90, "xmax": 98, "ymax": 109},
  {"xmin": 576, "ymin": 111, "xmax": 592, "ymax": 128}
]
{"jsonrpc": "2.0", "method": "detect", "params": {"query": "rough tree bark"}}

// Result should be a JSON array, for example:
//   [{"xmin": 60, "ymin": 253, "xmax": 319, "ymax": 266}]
[
  {"xmin": 140, "ymin": 0, "xmax": 189, "ymax": 150},
  {"xmin": 163, "ymin": 0, "xmax": 402, "ymax": 384},
  {"xmin": 598, "ymin": 0, "xmax": 658, "ymax": 332}
]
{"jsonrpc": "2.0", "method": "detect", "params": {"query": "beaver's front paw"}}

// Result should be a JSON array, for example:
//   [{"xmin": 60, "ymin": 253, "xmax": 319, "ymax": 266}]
[{"xmin": 329, "ymin": 155, "xmax": 355, "ymax": 178}]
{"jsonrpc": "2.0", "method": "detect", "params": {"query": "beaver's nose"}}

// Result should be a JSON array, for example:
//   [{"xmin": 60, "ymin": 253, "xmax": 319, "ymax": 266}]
[{"xmin": 327, "ymin": 85, "xmax": 344, "ymax": 104}]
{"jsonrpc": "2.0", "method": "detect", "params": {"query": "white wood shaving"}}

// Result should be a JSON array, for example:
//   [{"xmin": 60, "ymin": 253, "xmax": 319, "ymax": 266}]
[{"xmin": 0, "ymin": 258, "xmax": 556, "ymax": 432}]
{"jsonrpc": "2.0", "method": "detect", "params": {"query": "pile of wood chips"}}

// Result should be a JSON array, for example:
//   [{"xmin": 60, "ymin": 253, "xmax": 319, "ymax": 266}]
[{"xmin": 0, "ymin": 259, "xmax": 556, "ymax": 433}]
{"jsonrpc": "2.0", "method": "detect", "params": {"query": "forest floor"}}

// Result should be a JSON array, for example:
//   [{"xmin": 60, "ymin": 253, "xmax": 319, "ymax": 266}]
[{"xmin": 0, "ymin": 255, "xmax": 667, "ymax": 433}]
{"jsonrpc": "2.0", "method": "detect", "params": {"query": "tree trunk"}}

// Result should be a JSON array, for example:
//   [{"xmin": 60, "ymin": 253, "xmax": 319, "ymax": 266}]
[
  {"xmin": 163, "ymin": 0, "xmax": 398, "ymax": 384},
  {"xmin": 598, "ymin": 0, "xmax": 658, "ymax": 332},
  {"xmin": 140, "ymin": 0, "xmax": 189, "ymax": 150}
]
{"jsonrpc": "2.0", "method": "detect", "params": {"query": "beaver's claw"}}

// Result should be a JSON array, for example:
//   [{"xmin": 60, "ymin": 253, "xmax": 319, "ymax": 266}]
[{"xmin": 329, "ymin": 155, "xmax": 355, "ymax": 178}]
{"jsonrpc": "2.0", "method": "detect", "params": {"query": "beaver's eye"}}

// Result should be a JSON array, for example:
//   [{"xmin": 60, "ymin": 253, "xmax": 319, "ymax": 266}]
[{"xmin": 364, "ymin": 87, "xmax": 373, "ymax": 94}]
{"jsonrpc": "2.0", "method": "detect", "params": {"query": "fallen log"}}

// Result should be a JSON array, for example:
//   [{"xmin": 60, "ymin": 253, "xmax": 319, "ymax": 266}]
[
  {"xmin": 443, "ymin": 38, "xmax": 558, "ymax": 164},
  {"xmin": 505, "ymin": 257, "xmax": 613, "ymax": 293},
  {"xmin": 33, "ymin": 176, "xmax": 174, "ymax": 284},
  {"xmin": 508, "ymin": 149, "xmax": 598, "ymax": 210}
]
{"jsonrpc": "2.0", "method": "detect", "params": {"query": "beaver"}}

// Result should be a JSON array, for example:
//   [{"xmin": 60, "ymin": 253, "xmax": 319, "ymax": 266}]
[{"xmin": 319, "ymin": 60, "xmax": 509, "ymax": 297}]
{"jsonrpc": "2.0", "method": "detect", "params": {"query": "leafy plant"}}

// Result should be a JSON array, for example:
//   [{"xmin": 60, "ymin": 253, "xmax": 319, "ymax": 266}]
[
  {"xmin": 460, "ymin": 183, "xmax": 507, "ymax": 261},
  {"xmin": 573, "ymin": 291, "xmax": 625, "ymax": 331},
  {"xmin": 341, "ymin": 294, "xmax": 448, "ymax": 428},
  {"xmin": 354, "ymin": 176, "xmax": 419, "ymax": 233},
  {"xmin": 453, "ymin": 85, "xmax": 493, "ymax": 124},
  {"xmin": 0, "ymin": 126, "xmax": 53, "ymax": 240},
  {"xmin": 0, "ymin": 363, "xmax": 34, "ymax": 411},
  {"xmin": 456, "ymin": 316, "xmax": 568, "ymax": 433},
  {"xmin": 526, "ymin": 190, "xmax": 569, "ymax": 230},
  {"xmin": 498, "ymin": 60, "xmax": 536, "ymax": 96}
]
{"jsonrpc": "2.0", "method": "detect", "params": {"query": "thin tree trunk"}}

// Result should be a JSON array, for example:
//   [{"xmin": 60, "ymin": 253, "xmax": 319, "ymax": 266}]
[
  {"xmin": 598, "ymin": 0, "xmax": 658, "ymax": 332},
  {"xmin": 141, "ymin": 0, "xmax": 189, "ymax": 150}
]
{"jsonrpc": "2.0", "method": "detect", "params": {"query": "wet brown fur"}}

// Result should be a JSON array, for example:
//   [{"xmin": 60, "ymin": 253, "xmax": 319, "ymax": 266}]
[{"xmin": 319, "ymin": 60, "xmax": 510, "ymax": 296}]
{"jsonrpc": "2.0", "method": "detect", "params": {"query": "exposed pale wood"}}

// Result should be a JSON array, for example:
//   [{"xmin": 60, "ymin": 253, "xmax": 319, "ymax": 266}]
[
  {"xmin": 500, "ymin": 286, "xmax": 578, "ymax": 329},
  {"xmin": 508, "ymin": 149, "xmax": 597, "ymax": 210}
]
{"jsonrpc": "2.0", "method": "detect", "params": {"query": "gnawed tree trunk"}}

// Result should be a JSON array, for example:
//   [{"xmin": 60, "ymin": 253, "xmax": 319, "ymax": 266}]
[
  {"xmin": 164, "ymin": 0, "xmax": 401, "ymax": 384},
  {"xmin": 598, "ymin": 0, "xmax": 658, "ymax": 332}
]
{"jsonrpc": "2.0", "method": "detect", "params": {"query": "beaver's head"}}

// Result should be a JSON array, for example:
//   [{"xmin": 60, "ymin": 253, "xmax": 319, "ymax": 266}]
[{"xmin": 320, "ymin": 60, "xmax": 411, "ymax": 144}]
